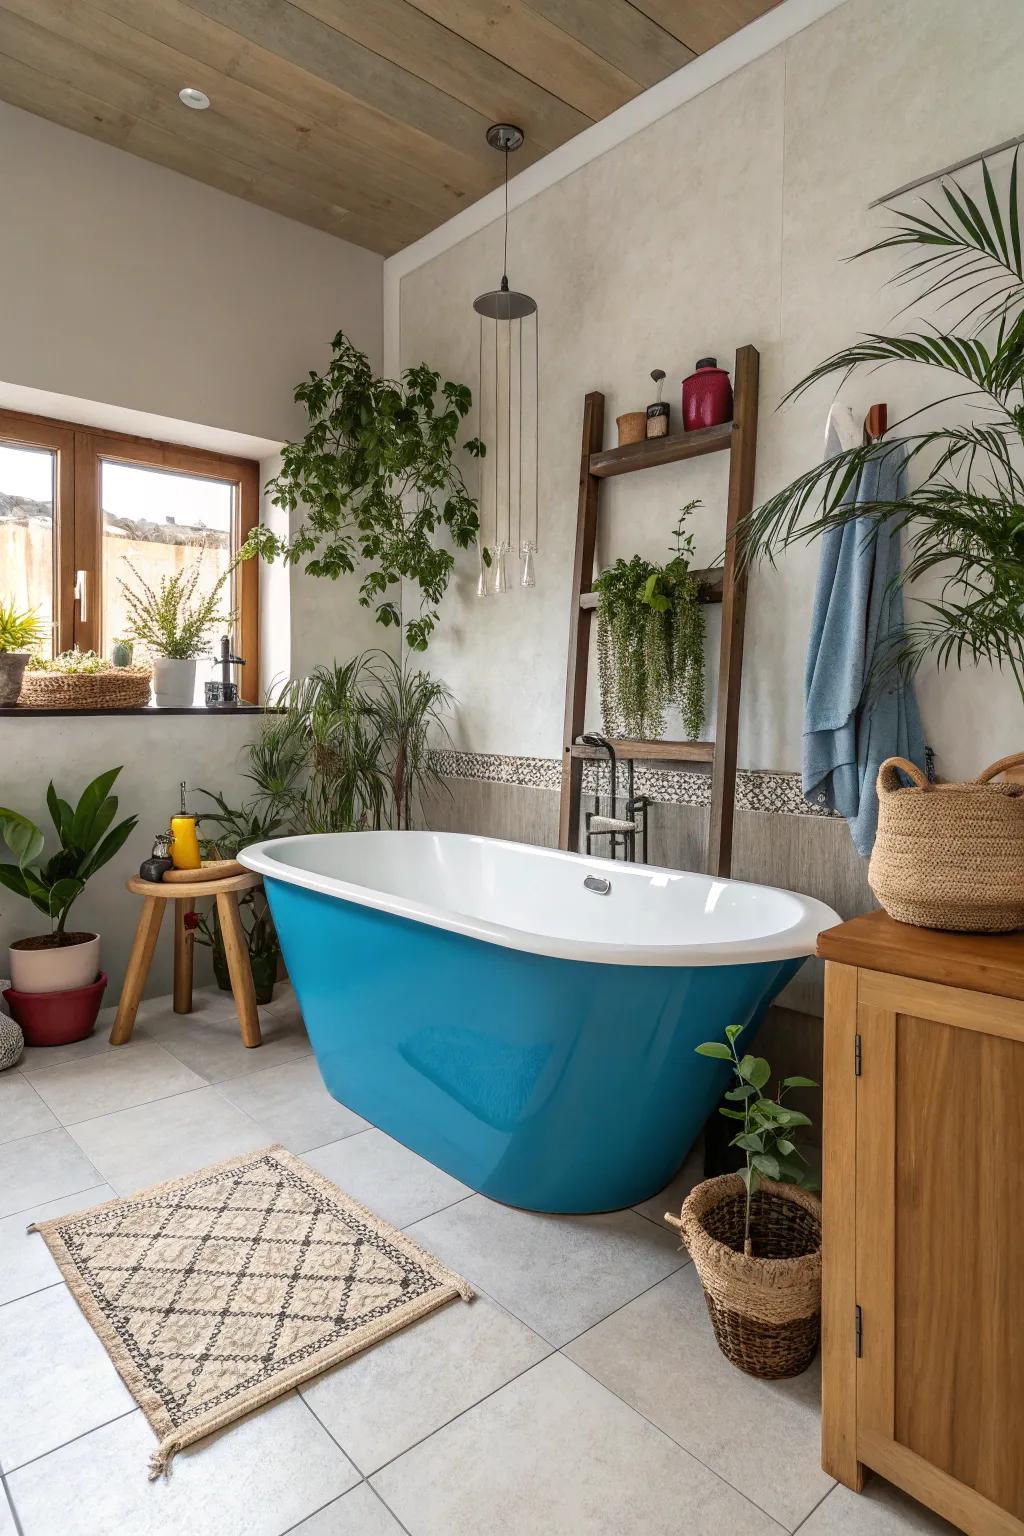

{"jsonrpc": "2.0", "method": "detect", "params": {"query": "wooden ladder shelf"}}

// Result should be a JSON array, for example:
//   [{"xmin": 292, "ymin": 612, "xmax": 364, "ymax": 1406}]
[{"xmin": 558, "ymin": 344, "xmax": 760, "ymax": 877}]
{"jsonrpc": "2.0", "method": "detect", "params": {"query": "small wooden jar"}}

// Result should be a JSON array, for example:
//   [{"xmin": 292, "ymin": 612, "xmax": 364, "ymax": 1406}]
[{"xmin": 616, "ymin": 411, "xmax": 647, "ymax": 446}]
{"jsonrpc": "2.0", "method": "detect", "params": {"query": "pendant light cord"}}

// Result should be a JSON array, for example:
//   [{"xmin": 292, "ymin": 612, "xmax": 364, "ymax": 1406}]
[{"xmin": 502, "ymin": 146, "xmax": 509, "ymax": 283}]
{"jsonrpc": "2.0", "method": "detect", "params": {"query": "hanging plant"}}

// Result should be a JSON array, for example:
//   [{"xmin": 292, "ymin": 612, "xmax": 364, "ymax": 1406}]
[
  {"xmin": 592, "ymin": 502, "xmax": 707, "ymax": 740},
  {"xmin": 243, "ymin": 331, "xmax": 485, "ymax": 652}
]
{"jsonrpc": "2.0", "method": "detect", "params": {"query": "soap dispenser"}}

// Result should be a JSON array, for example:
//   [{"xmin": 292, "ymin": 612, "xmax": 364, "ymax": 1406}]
[{"xmin": 169, "ymin": 782, "xmax": 202, "ymax": 871}]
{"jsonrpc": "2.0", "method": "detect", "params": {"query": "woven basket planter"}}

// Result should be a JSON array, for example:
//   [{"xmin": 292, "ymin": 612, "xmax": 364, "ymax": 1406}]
[
  {"xmin": 868, "ymin": 753, "xmax": 1024, "ymax": 933},
  {"xmin": 668, "ymin": 1174, "xmax": 822, "ymax": 1380},
  {"xmin": 19, "ymin": 667, "xmax": 152, "ymax": 711}
]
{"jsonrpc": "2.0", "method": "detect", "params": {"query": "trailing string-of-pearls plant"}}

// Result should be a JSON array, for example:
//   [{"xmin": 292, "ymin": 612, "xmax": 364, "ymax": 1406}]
[{"xmin": 593, "ymin": 501, "xmax": 707, "ymax": 742}]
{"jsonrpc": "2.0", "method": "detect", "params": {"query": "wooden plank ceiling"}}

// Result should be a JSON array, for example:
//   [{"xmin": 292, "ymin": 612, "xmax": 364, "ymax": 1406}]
[{"xmin": 0, "ymin": 0, "xmax": 781, "ymax": 255}]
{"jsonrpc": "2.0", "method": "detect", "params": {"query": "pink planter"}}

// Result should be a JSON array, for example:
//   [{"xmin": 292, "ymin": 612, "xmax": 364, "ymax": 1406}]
[
  {"xmin": 3, "ymin": 972, "xmax": 107, "ymax": 1046},
  {"xmin": 682, "ymin": 358, "xmax": 733, "ymax": 431}
]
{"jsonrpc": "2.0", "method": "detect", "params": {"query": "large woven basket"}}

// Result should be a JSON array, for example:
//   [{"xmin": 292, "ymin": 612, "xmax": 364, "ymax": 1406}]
[
  {"xmin": 868, "ymin": 753, "xmax": 1024, "ymax": 933},
  {"xmin": 19, "ymin": 667, "xmax": 152, "ymax": 710},
  {"xmin": 667, "ymin": 1174, "xmax": 822, "ymax": 1380}
]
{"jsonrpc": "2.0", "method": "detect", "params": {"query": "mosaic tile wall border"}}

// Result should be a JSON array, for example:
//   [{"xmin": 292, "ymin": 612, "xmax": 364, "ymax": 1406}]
[{"xmin": 431, "ymin": 750, "xmax": 837, "ymax": 818}]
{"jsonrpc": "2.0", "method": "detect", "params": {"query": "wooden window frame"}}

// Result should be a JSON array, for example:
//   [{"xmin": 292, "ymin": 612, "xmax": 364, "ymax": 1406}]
[{"xmin": 0, "ymin": 407, "xmax": 259, "ymax": 704}]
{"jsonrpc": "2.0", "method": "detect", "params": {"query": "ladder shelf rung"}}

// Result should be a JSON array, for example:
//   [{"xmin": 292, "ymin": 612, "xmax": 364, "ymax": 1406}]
[
  {"xmin": 589, "ymin": 422, "xmax": 734, "ymax": 478},
  {"xmin": 579, "ymin": 567, "xmax": 724, "ymax": 609},
  {"xmin": 570, "ymin": 738, "xmax": 715, "ymax": 764}
]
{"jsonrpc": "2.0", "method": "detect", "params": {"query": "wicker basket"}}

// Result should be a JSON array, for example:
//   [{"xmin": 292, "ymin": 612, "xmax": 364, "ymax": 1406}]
[
  {"xmin": 667, "ymin": 1174, "xmax": 822, "ymax": 1380},
  {"xmin": 19, "ymin": 667, "xmax": 152, "ymax": 711},
  {"xmin": 868, "ymin": 753, "xmax": 1024, "ymax": 933}
]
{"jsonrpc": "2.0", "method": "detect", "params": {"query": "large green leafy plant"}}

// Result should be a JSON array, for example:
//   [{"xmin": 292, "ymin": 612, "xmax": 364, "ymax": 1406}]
[
  {"xmin": 0, "ymin": 768, "xmax": 138, "ymax": 943},
  {"xmin": 738, "ymin": 154, "xmax": 1024, "ymax": 703},
  {"xmin": 593, "ymin": 502, "xmax": 706, "ymax": 740},
  {"xmin": 245, "ymin": 332, "xmax": 485, "ymax": 652},
  {"xmin": 696, "ymin": 1025, "xmax": 818, "ymax": 1256}
]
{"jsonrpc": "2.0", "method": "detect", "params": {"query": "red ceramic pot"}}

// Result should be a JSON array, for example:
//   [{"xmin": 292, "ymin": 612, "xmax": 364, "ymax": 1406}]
[
  {"xmin": 3, "ymin": 972, "xmax": 107, "ymax": 1046},
  {"xmin": 682, "ymin": 357, "xmax": 733, "ymax": 431}
]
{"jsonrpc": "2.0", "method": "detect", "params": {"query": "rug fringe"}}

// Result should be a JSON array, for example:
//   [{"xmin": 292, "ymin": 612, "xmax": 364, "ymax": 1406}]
[{"xmin": 148, "ymin": 1435, "xmax": 182, "ymax": 1481}]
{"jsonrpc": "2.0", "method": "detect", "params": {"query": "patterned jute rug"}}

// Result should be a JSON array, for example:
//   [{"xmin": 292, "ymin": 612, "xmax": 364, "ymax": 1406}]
[{"xmin": 28, "ymin": 1145, "xmax": 472, "ymax": 1477}]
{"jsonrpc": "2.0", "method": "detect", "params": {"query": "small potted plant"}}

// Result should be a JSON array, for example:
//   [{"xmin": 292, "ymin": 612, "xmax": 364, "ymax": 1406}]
[
  {"xmin": 191, "ymin": 790, "xmax": 284, "ymax": 1003},
  {"xmin": 0, "ymin": 599, "xmax": 44, "ymax": 705},
  {"xmin": 119, "ymin": 543, "xmax": 234, "ymax": 707},
  {"xmin": 666, "ymin": 1025, "xmax": 821, "ymax": 1380},
  {"xmin": 0, "ymin": 769, "xmax": 138, "ymax": 1043},
  {"xmin": 21, "ymin": 648, "xmax": 152, "ymax": 709}
]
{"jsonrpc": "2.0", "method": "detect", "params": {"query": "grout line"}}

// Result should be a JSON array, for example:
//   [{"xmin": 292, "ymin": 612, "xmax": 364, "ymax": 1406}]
[
  {"xmin": 1, "ymin": 1177, "xmax": 105, "ymax": 1223},
  {"xmin": 790, "ymin": 1482, "xmax": 836, "ymax": 1532},
  {"xmin": 556, "ymin": 1258, "xmax": 691, "ymax": 1352},
  {"xmin": 0, "ymin": 1280, "xmax": 63, "ymax": 1311},
  {"xmin": 2, "ymin": 1407, "xmax": 139, "ymax": 1479},
  {"xmin": 0, "ymin": 1464, "xmax": 26, "ymax": 1536},
  {"xmin": 365, "ymin": 1480, "xmax": 415, "ymax": 1536},
  {"xmin": 274, "ymin": 1478, "xmax": 366, "ymax": 1536}
]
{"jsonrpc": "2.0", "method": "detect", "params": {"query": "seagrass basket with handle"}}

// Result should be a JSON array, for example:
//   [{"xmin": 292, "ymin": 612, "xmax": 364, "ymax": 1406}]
[{"xmin": 868, "ymin": 752, "xmax": 1024, "ymax": 933}]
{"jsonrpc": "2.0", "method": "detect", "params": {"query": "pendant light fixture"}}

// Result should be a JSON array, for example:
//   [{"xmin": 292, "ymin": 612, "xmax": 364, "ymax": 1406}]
[{"xmin": 473, "ymin": 124, "xmax": 539, "ymax": 593}]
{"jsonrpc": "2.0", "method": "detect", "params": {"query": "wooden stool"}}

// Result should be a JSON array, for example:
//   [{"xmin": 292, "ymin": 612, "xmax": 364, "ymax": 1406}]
[{"xmin": 110, "ymin": 872, "xmax": 263, "ymax": 1049}]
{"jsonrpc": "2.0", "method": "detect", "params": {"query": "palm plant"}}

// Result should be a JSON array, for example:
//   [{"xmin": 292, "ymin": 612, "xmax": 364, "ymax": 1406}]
[
  {"xmin": 737, "ymin": 152, "xmax": 1024, "ymax": 704},
  {"xmin": 363, "ymin": 653, "xmax": 454, "ymax": 829}
]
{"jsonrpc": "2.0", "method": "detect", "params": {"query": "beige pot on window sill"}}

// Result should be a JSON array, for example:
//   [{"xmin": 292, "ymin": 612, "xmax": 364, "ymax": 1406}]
[{"xmin": 152, "ymin": 657, "xmax": 197, "ymax": 708}]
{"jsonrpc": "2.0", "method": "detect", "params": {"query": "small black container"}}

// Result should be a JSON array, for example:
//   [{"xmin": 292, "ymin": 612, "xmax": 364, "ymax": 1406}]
[{"xmin": 139, "ymin": 831, "xmax": 174, "ymax": 883}]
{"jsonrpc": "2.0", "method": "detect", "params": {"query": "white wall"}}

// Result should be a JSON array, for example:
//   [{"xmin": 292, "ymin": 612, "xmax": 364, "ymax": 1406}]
[
  {"xmin": 398, "ymin": 0, "xmax": 1024, "ymax": 782},
  {"xmin": 0, "ymin": 103, "xmax": 390, "ymax": 994}
]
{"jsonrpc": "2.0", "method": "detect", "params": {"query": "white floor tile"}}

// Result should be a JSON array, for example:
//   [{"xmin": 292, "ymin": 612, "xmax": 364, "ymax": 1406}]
[
  {"xmin": 302, "ymin": 1293, "xmax": 550, "ymax": 1473},
  {"xmin": 0, "ymin": 1483, "xmax": 14, "ymax": 1536},
  {"xmin": 291, "ymin": 1484, "xmax": 407, "ymax": 1536},
  {"xmin": 17, "ymin": 1021, "xmax": 126, "ymax": 1076},
  {"xmin": 304, "ymin": 1129, "xmax": 471, "ymax": 1230},
  {"xmin": 67, "ymin": 1086, "xmax": 269, "ymax": 1195},
  {"xmin": 566, "ymin": 1265, "xmax": 833, "ymax": 1528},
  {"xmin": 798, "ymin": 1479, "xmax": 962, "ymax": 1534},
  {"xmin": 0, "ymin": 1072, "xmax": 58, "ymax": 1143},
  {"xmin": 7, "ymin": 1396, "xmax": 360, "ymax": 1536},
  {"xmin": 216, "ymin": 1057, "xmax": 367, "ymax": 1153},
  {"xmin": 27, "ymin": 1041, "xmax": 205, "ymax": 1125},
  {"xmin": 407, "ymin": 1194, "xmax": 685, "ymax": 1346},
  {"xmin": 0, "ymin": 1128, "xmax": 101, "ymax": 1219},
  {"xmin": 0, "ymin": 1184, "xmax": 112, "ymax": 1305},
  {"xmin": 0, "ymin": 1283, "xmax": 135, "ymax": 1470},
  {"xmin": 372, "ymin": 1353, "xmax": 783, "ymax": 1536},
  {"xmin": 141, "ymin": 991, "xmax": 311, "ymax": 1083}
]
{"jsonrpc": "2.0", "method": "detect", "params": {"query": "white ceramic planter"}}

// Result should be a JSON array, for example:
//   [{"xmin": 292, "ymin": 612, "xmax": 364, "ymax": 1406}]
[
  {"xmin": 152, "ymin": 657, "xmax": 197, "ymax": 708},
  {"xmin": 0, "ymin": 651, "xmax": 30, "ymax": 706},
  {"xmin": 9, "ymin": 932, "xmax": 101, "ymax": 994}
]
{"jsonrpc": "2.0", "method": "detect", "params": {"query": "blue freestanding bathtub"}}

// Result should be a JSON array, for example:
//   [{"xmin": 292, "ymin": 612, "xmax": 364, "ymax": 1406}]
[{"xmin": 240, "ymin": 831, "xmax": 838, "ymax": 1214}]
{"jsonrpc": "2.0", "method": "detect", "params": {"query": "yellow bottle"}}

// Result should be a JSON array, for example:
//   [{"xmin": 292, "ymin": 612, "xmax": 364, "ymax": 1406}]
[{"xmin": 170, "ymin": 781, "xmax": 202, "ymax": 871}]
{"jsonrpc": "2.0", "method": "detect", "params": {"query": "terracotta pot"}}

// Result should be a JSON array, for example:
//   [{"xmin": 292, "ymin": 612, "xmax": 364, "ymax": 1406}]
[
  {"xmin": 9, "ymin": 932, "xmax": 101, "ymax": 994},
  {"xmin": 152, "ymin": 657, "xmax": 197, "ymax": 708},
  {"xmin": 616, "ymin": 411, "xmax": 647, "ymax": 446},
  {"xmin": 0, "ymin": 651, "xmax": 30, "ymax": 706},
  {"xmin": 3, "ymin": 972, "xmax": 108, "ymax": 1046}
]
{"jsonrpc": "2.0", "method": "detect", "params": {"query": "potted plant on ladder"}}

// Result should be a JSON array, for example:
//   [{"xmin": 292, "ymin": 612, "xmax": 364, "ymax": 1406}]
[
  {"xmin": 0, "ymin": 768, "xmax": 138, "ymax": 1044},
  {"xmin": 666, "ymin": 1024, "xmax": 821, "ymax": 1379}
]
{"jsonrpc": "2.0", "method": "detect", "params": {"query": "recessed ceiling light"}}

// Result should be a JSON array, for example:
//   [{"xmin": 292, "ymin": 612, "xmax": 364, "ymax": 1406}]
[{"xmin": 178, "ymin": 86, "xmax": 210, "ymax": 111}]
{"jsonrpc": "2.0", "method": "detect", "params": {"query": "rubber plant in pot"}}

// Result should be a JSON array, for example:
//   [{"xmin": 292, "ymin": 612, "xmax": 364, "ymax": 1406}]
[
  {"xmin": 119, "ymin": 542, "xmax": 234, "ymax": 707},
  {"xmin": 666, "ymin": 1025, "xmax": 821, "ymax": 1380},
  {"xmin": 0, "ymin": 768, "xmax": 138, "ymax": 1044},
  {"xmin": 0, "ymin": 600, "xmax": 44, "ymax": 706},
  {"xmin": 191, "ymin": 791, "xmax": 284, "ymax": 1005}
]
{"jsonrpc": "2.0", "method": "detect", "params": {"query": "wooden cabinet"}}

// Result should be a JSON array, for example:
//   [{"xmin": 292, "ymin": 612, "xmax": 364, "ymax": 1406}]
[{"xmin": 819, "ymin": 912, "xmax": 1024, "ymax": 1536}]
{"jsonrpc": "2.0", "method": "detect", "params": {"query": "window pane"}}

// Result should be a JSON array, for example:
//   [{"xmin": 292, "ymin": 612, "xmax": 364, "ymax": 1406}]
[
  {"xmin": 101, "ymin": 460, "xmax": 235, "ymax": 703},
  {"xmin": 0, "ymin": 442, "xmax": 57, "ymax": 658}
]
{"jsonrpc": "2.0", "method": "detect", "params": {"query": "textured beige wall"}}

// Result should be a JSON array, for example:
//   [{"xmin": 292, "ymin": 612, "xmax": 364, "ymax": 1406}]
[{"xmin": 400, "ymin": 0, "xmax": 1024, "ymax": 782}]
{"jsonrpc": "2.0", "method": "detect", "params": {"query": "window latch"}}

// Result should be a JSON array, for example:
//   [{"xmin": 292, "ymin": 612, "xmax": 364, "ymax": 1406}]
[{"xmin": 74, "ymin": 569, "xmax": 88, "ymax": 624}]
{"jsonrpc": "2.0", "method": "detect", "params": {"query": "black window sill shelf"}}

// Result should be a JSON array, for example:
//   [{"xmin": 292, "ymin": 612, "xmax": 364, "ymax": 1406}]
[{"xmin": 0, "ymin": 705, "xmax": 268, "ymax": 718}]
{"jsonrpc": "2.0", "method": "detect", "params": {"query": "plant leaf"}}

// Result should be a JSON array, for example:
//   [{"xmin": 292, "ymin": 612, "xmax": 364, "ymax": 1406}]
[
  {"xmin": 781, "ymin": 1075, "xmax": 818, "ymax": 1089},
  {"xmin": 695, "ymin": 1042, "xmax": 732, "ymax": 1060}
]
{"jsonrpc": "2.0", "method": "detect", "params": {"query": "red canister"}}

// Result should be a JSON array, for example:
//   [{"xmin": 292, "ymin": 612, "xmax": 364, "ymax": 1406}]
[{"xmin": 682, "ymin": 357, "xmax": 733, "ymax": 431}]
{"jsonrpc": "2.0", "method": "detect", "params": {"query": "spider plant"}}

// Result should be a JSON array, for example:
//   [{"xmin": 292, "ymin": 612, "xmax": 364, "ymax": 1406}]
[{"xmin": 737, "ymin": 152, "xmax": 1024, "ymax": 705}]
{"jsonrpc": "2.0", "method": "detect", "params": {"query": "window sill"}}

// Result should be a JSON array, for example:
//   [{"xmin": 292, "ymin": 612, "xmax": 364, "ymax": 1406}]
[{"xmin": 0, "ymin": 704, "xmax": 268, "ymax": 718}]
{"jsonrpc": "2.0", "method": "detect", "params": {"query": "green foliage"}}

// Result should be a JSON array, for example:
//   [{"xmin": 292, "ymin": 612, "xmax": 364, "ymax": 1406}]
[
  {"xmin": 0, "ymin": 768, "xmax": 138, "ymax": 939},
  {"xmin": 244, "ymin": 332, "xmax": 485, "ymax": 652},
  {"xmin": 28, "ymin": 649, "xmax": 109, "ymax": 674},
  {"xmin": 737, "ymin": 151, "xmax": 1024, "ymax": 705},
  {"xmin": 193, "ymin": 792, "xmax": 284, "ymax": 963},
  {"xmin": 592, "ymin": 502, "xmax": 706, "ymax": 740},
  {"xmin": 695, "ymin": 1023, "xmax": 818, "ymax": 1256},
  {"xmin": 0, "ymin": 599, "xmax": 44, "ymax": 654},
  {"xmin": 119, "ymin": 543, "xmax": 233, "ymax": 661},
  {"xmin": 244, "ymin": 650, "xmax": 453, "ymax": 837}
]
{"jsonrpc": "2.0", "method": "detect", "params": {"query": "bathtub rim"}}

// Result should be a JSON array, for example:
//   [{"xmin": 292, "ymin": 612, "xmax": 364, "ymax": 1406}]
[{"xmin": 240, "ymin": 830, "xmax": 840, "ymax": 968}]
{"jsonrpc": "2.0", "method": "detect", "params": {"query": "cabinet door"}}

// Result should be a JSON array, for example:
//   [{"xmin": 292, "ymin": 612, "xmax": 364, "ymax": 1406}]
[{"xmin": 856, "ymin": 970, "xmax": 1024, "ymax": 1535}]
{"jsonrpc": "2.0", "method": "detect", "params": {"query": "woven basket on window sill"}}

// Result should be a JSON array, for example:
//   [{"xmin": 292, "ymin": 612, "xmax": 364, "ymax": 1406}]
[
  {"xmin": 18, "ymin": 667, "xmax": 152, "ymax": 710},
  {"xmin": 868, "ymin": 752, "xmax": 1024, "ymax": 933},
  {"xmin": 667, "ymin": 1173, "xmax": 822, "ymax": 1380}
]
